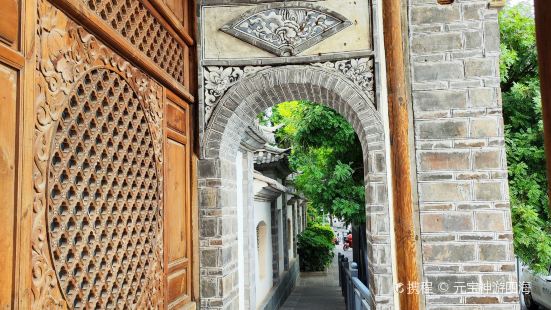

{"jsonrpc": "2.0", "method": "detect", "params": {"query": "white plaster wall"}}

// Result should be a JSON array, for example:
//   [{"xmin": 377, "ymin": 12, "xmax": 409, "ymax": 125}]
[
  {"xmin": 253, "ymin": 197, "xmax": 273, "ymax": 308},
  {"xmin": 202, "ymin": 0, "xmax": 372, "ymax": 60},
  {"xmin": 244, "ymin": 152, "xmax": 257, "ymax": 308},
  {"xmin": 236, "ymin": 151, "xmax": 245, "ymax": 308}
]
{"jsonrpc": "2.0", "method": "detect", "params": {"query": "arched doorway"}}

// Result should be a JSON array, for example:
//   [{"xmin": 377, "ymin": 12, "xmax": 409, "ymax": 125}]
[{"xmin": 198, "ymin": 65, "xmax": 394, "ymax": 308}]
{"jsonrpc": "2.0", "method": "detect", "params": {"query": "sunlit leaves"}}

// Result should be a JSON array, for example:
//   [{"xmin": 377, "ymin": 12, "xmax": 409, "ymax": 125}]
[
  {"xmin": 268, "ymin": 101, "xmax": 365, "ymax": 225},
  {"xmin": 500, "ymin": 4, "xmax": 551, "ymax": 273}
]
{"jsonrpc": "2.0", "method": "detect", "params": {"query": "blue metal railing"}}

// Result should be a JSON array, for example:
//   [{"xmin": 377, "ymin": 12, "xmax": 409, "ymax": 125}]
[{"xmin": 338, "ymin": 253, "xmax": 374, "ymax": 310}]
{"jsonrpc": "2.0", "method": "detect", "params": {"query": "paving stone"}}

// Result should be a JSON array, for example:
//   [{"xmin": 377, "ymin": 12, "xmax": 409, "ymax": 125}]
[{"xmin": 280, "ymin": 252, "xmax": 347, "ymax": 310}]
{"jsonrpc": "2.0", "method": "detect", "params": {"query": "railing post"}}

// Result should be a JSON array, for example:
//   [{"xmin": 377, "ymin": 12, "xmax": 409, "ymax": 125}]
[
  {"xmin": 349, "ymin": 263, "xmax": 358, "ymax": 310},
  {"xmin": 342, "ymin": 258, "xmax": 349, "ymax": 301},
  {"xmin": 338, "ymin": 253, "xmax": 343, "ymax": 288}
]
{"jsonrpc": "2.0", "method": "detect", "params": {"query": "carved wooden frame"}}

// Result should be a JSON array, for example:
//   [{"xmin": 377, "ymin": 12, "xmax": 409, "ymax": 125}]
[
  {"xmin": 48, "ymin": 0, "xmax": 194, "ymax": 102},
  {"xmin": 32, "ymin": 0, "xmax": 164, "ymax": 308}
]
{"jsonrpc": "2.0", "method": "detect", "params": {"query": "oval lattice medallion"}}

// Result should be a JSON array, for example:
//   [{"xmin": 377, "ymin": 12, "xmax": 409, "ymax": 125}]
[{"xmin": 47, "ymin": 68, "xmax": 160, "ymax": 309}]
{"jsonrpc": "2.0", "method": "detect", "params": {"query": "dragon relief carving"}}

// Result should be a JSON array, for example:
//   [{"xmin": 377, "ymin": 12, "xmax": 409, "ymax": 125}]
[
  {"xmin": 221, "ymin": 3, "xmax": 352, "ymax": 57},
  {"xmin": 33, "ymin": 0, "xmax": 164, "ymax": 308}
]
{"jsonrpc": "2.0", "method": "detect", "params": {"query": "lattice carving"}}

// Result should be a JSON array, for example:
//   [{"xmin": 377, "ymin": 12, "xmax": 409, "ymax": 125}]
[
  {"xmin": 34, "ymin": 1, "xmax": 164, "ymax": 308},
  {"xmin": 47, "ymin": 69, "xmax": 160, "ymax": 308},
  {"xmin": 84, "ymin": 0, "xmax": 185, "ymax": 84}
]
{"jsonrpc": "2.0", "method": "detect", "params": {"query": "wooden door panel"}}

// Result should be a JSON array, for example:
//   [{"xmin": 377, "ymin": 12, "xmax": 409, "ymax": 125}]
[
  {"xmin": 164, "ymin": 91, "xmax": 193, "ymax": 308},
  {"xmin": 166, "ymin": 140, "xmax": 188, "ymax": 261},
  {"xmin": 167, "ymin": 267, "xmax": 188, "ymax": 301},
  {"xmin": 31, "ymin": 2, "xmax": 168, "ymax": 308},
  {"xmin": 0, "ymin": 62, "xmax": 17, "ymax": 309},
  {"xmin": 0, "ymin": 0, "xmax": 18, "ymax": 48},
  {"xmin": 166, "ymin": 101, "xmax": 188, "ymax": 135}
]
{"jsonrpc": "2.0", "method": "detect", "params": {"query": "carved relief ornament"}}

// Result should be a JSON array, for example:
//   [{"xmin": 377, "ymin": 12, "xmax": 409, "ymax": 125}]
[
  {"xmin": 204, "ymin": 66, "xmax": 271, "ymax": 122},
  {"xmin": 203, "ymin": 57, "xmax": 375, "ymax": 126},
  {"xmin": 220, "ymin": 2, "xmax": 352, "ymax": 57},
  {"xmin": 313, "ymin": 57, "xmax": 375, "ymax": 104},
  {"xmin": 33, "ymin": 1, "xmax": 164, "ymax": 308}
]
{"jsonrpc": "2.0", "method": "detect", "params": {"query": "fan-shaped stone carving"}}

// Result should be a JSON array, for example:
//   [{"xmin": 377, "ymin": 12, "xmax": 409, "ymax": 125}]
[{"xmin": 220, "ymin": 3, "xmax": 352, "ymax": 57}]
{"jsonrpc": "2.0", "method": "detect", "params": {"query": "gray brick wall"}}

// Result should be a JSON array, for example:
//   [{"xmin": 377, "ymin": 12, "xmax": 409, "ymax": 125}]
[
  {"xmin": 408, "ymin": 1, "xmax": 518, "ymax": 308},
  {"xmin": 197, "ymin": 1, "xmax": 518, "ymax": 309}
]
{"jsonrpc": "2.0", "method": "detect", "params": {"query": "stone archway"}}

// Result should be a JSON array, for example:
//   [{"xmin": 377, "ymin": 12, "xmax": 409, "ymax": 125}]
[{"xmin": 198, "ymin": 65, "xmax": 394, "ymax": 308}]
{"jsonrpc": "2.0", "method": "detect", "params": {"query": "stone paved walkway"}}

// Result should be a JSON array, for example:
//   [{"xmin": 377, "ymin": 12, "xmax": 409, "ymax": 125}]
[{"xmin": 280, "ymin": 243, "xmax": 352, "ymax": 310}]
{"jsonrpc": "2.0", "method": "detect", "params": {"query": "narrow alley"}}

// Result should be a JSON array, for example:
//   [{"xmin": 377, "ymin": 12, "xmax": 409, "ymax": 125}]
[{"xmin": 281, "ymin": 242, "xmax": 353, "ymax": 310}]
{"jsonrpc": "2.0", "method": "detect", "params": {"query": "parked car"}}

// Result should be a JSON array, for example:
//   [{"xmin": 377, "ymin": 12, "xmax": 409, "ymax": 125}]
[{"xmin": 520, "ymin": 263, "xmax": 551, "ymax": 309}]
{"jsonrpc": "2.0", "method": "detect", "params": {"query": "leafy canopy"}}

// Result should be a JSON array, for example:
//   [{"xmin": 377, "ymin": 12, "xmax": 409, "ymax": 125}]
[
  {"xmin": 500, "ymin": 3, "xmax": 551, "ymax": 273},
  {"xmin": 264, "ymin": 101, "xmax": 365, "ymax": 225}
]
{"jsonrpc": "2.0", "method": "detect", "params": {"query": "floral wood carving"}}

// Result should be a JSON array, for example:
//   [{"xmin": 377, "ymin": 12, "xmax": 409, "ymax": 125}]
[
  {"xmin": 204, "ymin": 66, "xmax": 271, "ymax": 123},
  {"xmin": 313, "ymin": 57, "xmax": 375, "ymax": 107},
  {"xmin": 220, "ymin": 3, "xmax": 352, "ymax": 57},
  {"xmin": 33, "ymin": 1, "xmax": 164, "ymax": 308}
]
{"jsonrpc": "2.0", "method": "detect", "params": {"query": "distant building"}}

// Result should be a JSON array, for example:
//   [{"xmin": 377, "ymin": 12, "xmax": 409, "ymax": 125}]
[{"xmin": 236, "ymin": 125, "xmax": 306, "ymax": 309}]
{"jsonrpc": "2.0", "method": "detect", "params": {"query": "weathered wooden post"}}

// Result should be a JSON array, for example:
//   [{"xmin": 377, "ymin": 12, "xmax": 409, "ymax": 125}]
[
  {"xmin": 535, "ymin": 0, "xmax": 551, "ymax": 214},
  {"xmin": 382, "ymin": 0, "xmax": 421, "ymax": 309}
]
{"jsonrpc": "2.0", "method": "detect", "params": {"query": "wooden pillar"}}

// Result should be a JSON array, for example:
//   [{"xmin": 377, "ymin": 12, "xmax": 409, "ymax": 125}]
[
  {"xmin": 535, "ymin": 0, "xmax": 551, "ymax": 214},
  {"xmin": 381, "ymin": 0, "xmax": 420, "ymax": 309}
]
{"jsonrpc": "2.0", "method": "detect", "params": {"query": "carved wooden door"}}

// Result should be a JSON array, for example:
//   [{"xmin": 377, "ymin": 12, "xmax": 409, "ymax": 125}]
[{"xmin": 0, "ymin": 0, "xmax": 197, "ymax": 309}]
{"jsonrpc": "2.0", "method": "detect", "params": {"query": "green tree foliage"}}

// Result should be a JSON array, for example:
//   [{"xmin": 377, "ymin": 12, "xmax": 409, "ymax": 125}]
[
  {"xmin": 297, "ymin": 225, "xmax": 335, "ymax": 271},
  {"xmin": 308, "ymin": 223, "xmax": 335, "ymax": 242},
  {"xmin": 500, "ymin": 4, "xmax": 551, "ymax": 273},
  {"xmin": 266, "ymin": 101, "xmax": 365, "ymax": 225}
]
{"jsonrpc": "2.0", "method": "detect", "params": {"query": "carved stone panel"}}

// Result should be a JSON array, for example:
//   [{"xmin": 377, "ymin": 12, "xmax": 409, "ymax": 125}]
[
  {"xmin": 33, "ymin": 1, "xmax": 164, "ymax": 308},
  {"xmin": 204, "ymin": 66, "xmax": 271, "ymax": 123},
  {"xmin": 202, "ymin": 57, "xmax": 375, "ymax": 127},
  {"xmin": 220, "ymin": 2, "xmax": 352, "ymax": 56},
  {"xmin": 313, "ymin": 58, "xmax": 375, "ymax": 104}
]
